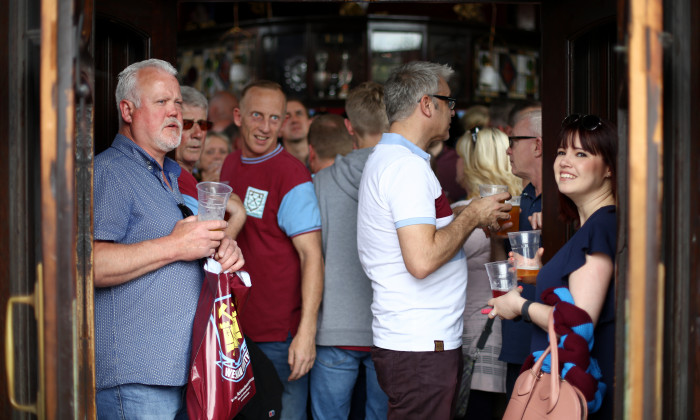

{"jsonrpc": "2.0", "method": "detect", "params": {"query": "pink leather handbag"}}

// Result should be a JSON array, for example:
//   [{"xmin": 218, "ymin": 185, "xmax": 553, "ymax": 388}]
[{"xmin": 502, "ymin": 311, "xmax": 588, "ymax": 420}]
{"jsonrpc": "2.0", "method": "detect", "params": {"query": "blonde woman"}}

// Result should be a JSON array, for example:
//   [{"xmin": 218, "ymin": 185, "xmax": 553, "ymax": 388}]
[
  {"xmin": 451, "ymin": 127, "xmax": 521, "ymax": 419},
  {"xmin": 455, "ymin": 127, "xmax": 522, "ymax": 197}
]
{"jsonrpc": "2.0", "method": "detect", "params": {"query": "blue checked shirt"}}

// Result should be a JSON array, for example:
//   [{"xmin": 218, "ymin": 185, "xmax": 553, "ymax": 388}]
[{"xmin": 93, "ymin": 134, "xmax": 203, "ymax": 390}]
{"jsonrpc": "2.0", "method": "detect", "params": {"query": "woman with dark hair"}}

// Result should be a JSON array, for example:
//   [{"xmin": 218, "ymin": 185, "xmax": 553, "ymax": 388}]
[{"xmin": 487, "ymin": 114, "xmax": 617, "ymax": 419}]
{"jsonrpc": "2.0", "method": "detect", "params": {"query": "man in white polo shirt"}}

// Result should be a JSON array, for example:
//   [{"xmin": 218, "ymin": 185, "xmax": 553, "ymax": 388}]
[{"xmin": 357, "ymin": 61, "xmax": 511, "ymax": 419}]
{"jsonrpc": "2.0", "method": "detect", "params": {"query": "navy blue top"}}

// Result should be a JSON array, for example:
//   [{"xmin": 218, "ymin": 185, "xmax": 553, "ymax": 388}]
[
  {"xmin": 500, "ymin": 183, "xmax": 540, "ymax": 364},
  {"xmin": 531, "ymin": 205, "xmax": 616, "ymax": 419}
]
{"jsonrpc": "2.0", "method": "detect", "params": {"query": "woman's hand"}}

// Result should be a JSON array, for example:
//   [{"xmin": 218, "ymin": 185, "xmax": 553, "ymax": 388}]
[
  {"xmin": 487, "ymin": 287, "xmax": 526, "ymax": 320},
  {"xmin": 528, "ymin": 212, "xmax": 543, "ymax": 229},
  {"xmin": 508, "ymin": 248, "xmax": 544, "ymax": 285}
]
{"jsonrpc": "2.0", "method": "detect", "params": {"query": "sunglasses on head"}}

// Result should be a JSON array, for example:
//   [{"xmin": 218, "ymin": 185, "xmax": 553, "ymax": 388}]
[
  {"xmin": 470, "ymin": 126, "xmax": 481, "ymax": 144},
  {"xmin": 561, "ymin": 114, "xmax": 602, "ymax": 131},
  {"xmin": 183, "ymin": 119, "xmax": 214, "ymax": 131}
]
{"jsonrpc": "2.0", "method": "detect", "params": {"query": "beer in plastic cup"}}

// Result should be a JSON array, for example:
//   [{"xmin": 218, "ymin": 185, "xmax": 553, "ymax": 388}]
[
  {"xmin": 484, "ymin": 260, "xmax": 517, "ymax": 298},
  {"xmin": 196, "ymin": 181, "xmax": 232, "ymax": 222},
  {"xmin": 507, "ymin": 230, "xmax": 542, "ymax": 282},
  {"xmin": 497, "ymin": 195, "xmax": 521, "ymax": 237}
]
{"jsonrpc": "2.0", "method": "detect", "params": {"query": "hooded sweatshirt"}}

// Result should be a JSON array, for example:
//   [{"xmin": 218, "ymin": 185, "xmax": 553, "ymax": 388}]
[{"xmin": 313, "ymin": 147, "xmax": 374, "ymax": 346}]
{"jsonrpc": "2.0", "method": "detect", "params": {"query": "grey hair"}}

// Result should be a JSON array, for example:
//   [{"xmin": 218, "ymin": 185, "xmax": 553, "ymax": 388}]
[
  {"xmin": 383, "ymin": 61, "xmax": 454, "ymax": 124},
  {"xmin": 520, "ymin": 109, "xmax": 542, "ymax": 137},
  {"xmin": 180, "ymin": 85, "xmax": 208, "ymax": 114},
  {"xmin": 115, "ymin": 59, "xmax": 178, "ymax": 119}
]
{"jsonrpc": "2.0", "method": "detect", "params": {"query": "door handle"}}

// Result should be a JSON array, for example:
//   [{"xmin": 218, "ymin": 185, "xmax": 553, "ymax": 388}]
[{"xmin": 5, "ymin": 262, "xmax": 44, "ymax": 416}]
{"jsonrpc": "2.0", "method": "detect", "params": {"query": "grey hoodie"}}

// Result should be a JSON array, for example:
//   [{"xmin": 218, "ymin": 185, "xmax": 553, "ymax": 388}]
[{"xmin": 313, "ymin": 147, "xmax": 374, "ymax": 346}]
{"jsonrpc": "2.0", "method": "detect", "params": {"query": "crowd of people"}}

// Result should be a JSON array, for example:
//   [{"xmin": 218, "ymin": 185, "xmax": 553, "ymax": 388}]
[{"xmin": 93, "ymin": 58, "xmax": 617, "ymax": 420}]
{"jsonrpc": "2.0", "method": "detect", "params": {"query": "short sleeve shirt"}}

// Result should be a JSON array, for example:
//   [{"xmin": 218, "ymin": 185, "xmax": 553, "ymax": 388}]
[
  {"xmin": 357, "ymin": 133, "xmax": 468, "ymax": 352},
  {"xmin": 93, "ymin": 134, "xmax": 203, "ymax": 390},
  {"xmin": 530, "ymin": 205, "xmax": 616, "ymax": 418},
  {"xmin": 219, "ymin": 145, "xmax": 321, "ymax": 342},
  {"xmin": 178, "ymin": 168, "xmax": 199, "ymax": 215}
]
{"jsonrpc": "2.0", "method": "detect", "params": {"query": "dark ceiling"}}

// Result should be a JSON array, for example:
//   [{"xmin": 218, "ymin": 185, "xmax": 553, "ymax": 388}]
[{"xmin": 177, "ymin": 2, "xmax": 538, "ymax": 33}]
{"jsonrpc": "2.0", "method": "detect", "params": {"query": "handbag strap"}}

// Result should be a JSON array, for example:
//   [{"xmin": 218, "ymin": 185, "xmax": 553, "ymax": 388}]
[
  {"xmin": 547, "ymin": 309, "xmax": 561, "ymax": 413},
  {"xmin": 470, "ymin": 316, "xmax": 495, "ymax": 360},
  {"xmin": 475, "ymin": 316, "xmax": 495, "ymax": 350}
]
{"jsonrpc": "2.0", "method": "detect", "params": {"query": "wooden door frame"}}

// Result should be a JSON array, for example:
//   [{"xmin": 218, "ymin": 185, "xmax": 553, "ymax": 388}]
[
  {"xmin": 5, "ymin": 1, "xmax": 698, "ymax": 418},
  {"xmin": 0, "ymin": 0, "xmax": 12, "ymax": 415},
  {"xmin": 662, "ymin": 0, "xmax": 700, "ymax": 418},
  {"xmin": 39, "ymin": 0, "xmax": 92, "ymax": 417}
]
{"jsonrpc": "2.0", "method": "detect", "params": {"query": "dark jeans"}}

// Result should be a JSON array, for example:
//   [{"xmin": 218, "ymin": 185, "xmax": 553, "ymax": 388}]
[{"xmin": 371, "ymin": 347, "xmax": 462, "ymax": 420}]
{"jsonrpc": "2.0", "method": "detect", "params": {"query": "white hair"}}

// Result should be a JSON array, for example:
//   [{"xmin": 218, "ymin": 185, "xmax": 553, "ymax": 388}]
[{"xmin": 115, "ymin": 59, "xmax": 178, "ymax": 121}]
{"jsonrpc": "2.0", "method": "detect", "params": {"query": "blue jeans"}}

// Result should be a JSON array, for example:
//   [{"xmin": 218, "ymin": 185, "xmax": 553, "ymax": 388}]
[
  {"xmin": 310, "ymin": 346, "xmax": 388, "ymax": 420},
  {"xmin": 257, "ymin": 335, "xmax": 309, "ymax": 420},
  {"xmin": 96, "ymin": 383, "xmax": 188, "ymax": 420}
]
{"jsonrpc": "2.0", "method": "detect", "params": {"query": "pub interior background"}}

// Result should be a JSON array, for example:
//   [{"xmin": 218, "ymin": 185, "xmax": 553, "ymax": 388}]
[
  {"xmin": 95, "ymin": 2, "xmax": 543, "ymax": 155},
  {"xmin": 1, "ymin": 0, "xmax": 698, "ymax": 418}
]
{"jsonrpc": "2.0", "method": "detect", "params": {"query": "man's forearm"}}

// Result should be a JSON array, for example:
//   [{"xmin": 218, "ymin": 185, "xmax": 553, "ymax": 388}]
[
  {"xmin": 94, "ymin": 239, "xmax": 176, "ymax": 287},
  {"xmin": 291, "ymin": 231, "xmax": 324, "ymax": 336},
  {"xmin": 225, "ymin": 195, "xmax": 247, "ymax": 239},
  {"xmin": 297, "ymin": 255, "xmax": 324, "ymax": 335},
  {"xmin": 399, "ymin": 207, "xmax": 481, "ymax": 279},
  {"xmin": 225, "ymin": 210, "xmax": 246, "ymax": 239},
  {"xmin": 436, "ymin": 206, "xmax": 481, "ymax": 253}
]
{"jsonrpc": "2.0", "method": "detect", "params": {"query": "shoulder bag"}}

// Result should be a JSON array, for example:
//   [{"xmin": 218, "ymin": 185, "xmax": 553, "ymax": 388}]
[{"xmin": 502, "ymin": 311, "xmax": 588, "ymax": 419}]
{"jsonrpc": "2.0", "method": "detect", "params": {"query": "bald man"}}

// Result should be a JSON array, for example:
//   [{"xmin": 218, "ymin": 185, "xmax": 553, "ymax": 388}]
[{"xmin": 209, "ymin": 90, "xmax": 240, "ymax": 148}]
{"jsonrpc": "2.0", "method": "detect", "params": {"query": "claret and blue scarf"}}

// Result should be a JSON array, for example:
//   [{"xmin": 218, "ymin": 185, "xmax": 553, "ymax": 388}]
[{"xmin": 521, "ymin": 287, "xmax": 606, "ymax": 413}]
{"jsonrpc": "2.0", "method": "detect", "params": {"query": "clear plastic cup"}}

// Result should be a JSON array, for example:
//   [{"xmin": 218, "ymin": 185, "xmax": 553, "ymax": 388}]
[
  {"xmin": 196, "ymin": 181, "xmax": 232, "ymax": 221},
  {"xmin": 484, "ymin": 260, "xmax": 517, "ymax": 298},
  {"xmin": 507, "ymin": 230, "xmax": 542, "ymax": 283},
  {"xmin": 478, "ymin": 184, "xmax": 509, "ymax": 198},
  {"xmin": 497, "ymin": 195, "xmax": 521, "ymax": 237}
]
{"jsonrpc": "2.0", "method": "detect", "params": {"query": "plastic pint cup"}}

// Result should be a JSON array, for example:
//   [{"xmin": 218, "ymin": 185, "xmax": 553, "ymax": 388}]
[
  {"xmin": 196, "ymin": 181, "xmax": 233, "ymax": 221},
  {"xmin": 484, "ymin": 260, "xmax": 517, "ymax": 298},
  {"xmin": 507, "ymin": 230, "xmax": 542, "ymax": 283},
  {"xmin": 478, "ymin": 184, "xmax": 508, "ymax": 198}
]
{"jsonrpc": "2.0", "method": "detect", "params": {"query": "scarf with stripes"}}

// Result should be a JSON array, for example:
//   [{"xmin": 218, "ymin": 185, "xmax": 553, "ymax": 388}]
[{"xmin": 521, "ymin": 286, "xmax": 605, "ymax": 413}]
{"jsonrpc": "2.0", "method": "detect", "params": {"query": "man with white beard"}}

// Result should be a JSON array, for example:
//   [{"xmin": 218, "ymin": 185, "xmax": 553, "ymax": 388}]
[{"xmin": 92, "ymin": 58, "xmax": 244, "ymax": 418}]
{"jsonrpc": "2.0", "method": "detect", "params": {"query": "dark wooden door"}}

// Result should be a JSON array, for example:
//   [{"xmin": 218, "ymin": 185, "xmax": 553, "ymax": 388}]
[
  {"xmin": 94, "ymin": 0, "xmax": 178, "ymax": 155},
  {"xmin": 539, "ymin": 0, "xmax": 620, "ymax": 417},
  {"xmin": 1, "ymin": 0, "xmax": 176, "ymax": 417},
  {"xmin": 662, "ymin": 0, "xmax": 700, "ymax": 418},
  {"xmin": 539, "ymin": 0, "xmax": 618, "ymax": 255},
  {"xmin": 2, "ymin": 0, "xmax": 95, "ymax": 417}
]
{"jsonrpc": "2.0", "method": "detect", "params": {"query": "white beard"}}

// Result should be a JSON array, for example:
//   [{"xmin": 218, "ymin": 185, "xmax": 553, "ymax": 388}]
[{"xmin": 155, "ymin": 118, "xmax": 183, "ymax": 152}]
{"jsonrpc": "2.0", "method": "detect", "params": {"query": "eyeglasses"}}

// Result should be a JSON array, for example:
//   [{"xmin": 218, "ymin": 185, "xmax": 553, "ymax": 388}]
[
  {"xmin": 429, "ymin": 94, "xmax": 456, "ymax": 110},
  {"xmin": 183, "ymin": 119, "xmax": 214, "ymax": 131},
  {"xmin": 508, "ymin": 136, "xmax": 537, "ymax": 148},
  {"xmin": 561, "ymin": 114, "xmax": 602, "ymax": 131}
]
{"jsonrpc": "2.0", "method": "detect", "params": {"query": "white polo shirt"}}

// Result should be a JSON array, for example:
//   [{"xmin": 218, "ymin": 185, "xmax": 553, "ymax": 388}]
[{"xmin": 357, "ymin": 133, "xmax": 468, "ymax": 352}]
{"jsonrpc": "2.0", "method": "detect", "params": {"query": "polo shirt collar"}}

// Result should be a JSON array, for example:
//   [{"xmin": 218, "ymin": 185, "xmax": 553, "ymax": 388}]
[
  {"xmin": 111, "ymin": 134, "xmax": 182, "ymax": 180},
  {"xmin": 380, "ymin": 133, "xmax": 431, "ymax": 162},
  {"xmin": 240, "ymin": 144, "xmax": 284, "ymax": 164},
  {"xmin": 522, "ymin": 182, "xmax": 540, "ymax": 199}
]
